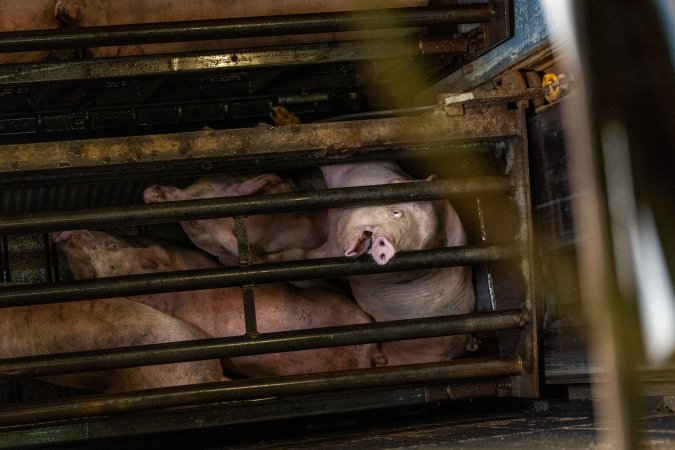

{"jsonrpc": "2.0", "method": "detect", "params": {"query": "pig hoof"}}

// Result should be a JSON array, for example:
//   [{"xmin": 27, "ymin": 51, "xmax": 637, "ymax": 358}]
[
  {"xmin": 370, "ymin": 236, "xmax": 395, "ymax": 265},
  {"xmin": 465, "ymin": 336, "xmax": 480, "ymax": 352},
  {"xmin": 372, "ymin": 352, "xmax": 388, "ymax": 367},
  {"xmin": 143, "ymin": 185, "xmax": 172, "ymax": 203}
]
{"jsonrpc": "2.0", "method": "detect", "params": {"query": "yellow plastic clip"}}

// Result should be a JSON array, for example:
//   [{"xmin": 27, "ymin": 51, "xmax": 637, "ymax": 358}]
[{"xmin": 542, "ymin": 72, "xmax": 561, "ymax": 103}]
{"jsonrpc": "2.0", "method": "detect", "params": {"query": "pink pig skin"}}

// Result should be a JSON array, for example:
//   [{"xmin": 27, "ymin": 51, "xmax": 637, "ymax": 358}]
[
  {"xmin": 143, "ymin": 172, "xmax": 328, "ymax": 266},
  {"xmin": 54, "ymin": 0, "xmax": 428, "ymax": 57},
  {"xmin": 0, "ymin": 1, "xmax": 58, "ymax": 64},
  {"xmin": 0, "ymin": 297, "xmax": 227, "ymax": 393},
  {"xmin": 314, "ymin": 162, "xmax": 477, "ymax": 365},
  {"xmin": 52, "ymin": 230, "xmax": 386, "ymax": 377}
]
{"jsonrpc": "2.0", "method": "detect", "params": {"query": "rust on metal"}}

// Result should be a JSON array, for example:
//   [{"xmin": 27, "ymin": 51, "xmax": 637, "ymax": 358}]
[{"xmin": 0, "ymin": 107, "xmax": 521, "ymax": 174}]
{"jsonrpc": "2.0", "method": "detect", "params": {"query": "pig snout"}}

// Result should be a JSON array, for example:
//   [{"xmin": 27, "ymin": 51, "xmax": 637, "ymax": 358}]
[
  {"xmin": 143, "ymin": 185, "xmax": 179, "ymax": 203},
  {"xmin": 344, "ymin": 228, "xmax": 396, "ymax": 265},
  {"xmin": 370, "ymin": 235, "xmax": 395, "ymax": 265}
]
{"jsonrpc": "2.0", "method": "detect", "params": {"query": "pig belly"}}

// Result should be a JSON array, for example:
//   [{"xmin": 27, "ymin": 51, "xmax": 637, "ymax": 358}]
[
  {"xmin": 57, "ymin": 0, "xmax": 428, "ymax": 57},
  {"xmin": 0, "ymin": 1, "xmax": 58, "ymax": 64},
  {"xmin": 0, "ymin": 298, "xmax": 226, "ymax": 393},
  {"xmin": 348, "ymin": 266, "xmax": 475, "ymax": 364}
]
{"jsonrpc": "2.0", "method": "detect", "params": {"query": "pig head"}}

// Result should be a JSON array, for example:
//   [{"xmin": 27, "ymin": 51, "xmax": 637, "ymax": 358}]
[
  {"xmin": 143, "ymin": 172, "xmax": 327, "ymax": 265},
  {"xmin": 317, "ymin": 162, "xmax": 477, "ymax": 365}
]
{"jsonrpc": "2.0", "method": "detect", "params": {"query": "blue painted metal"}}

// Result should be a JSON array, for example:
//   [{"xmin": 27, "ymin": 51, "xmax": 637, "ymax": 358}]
[{"xmin": 421, "ymin": 0, "xmax": 550, "ymax": 96}]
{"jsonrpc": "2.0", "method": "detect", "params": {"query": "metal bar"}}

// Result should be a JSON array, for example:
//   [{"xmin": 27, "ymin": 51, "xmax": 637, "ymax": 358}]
[
  {"xmin": 0, "ymin": 355, "xmax": 523, "ymax": 427},
  {"xmin": 0, "ymin": 310, "xmax": 526, "ymax": 380},
  {"xmin": 0, "ymin": 111, "xmax": 521, "ymax": 173},
  {"xmin": 235, "ymin": 216, "xmax": 252, "ymax": 267},
  {"xmin": 0, "ymin": 6, "xmax": 493, "ymax": 53},
  {"xmin": 234, "ymin": 216, "xmax": 258, "ymax": 334},
  {"xmin": 0, "ymin": 142, "xmax": 501, "ymax": 189},
  {"xmin": 0, "ymin": 385, "xmax": 450, "ymax": 447},
  {"xmin": 0, "ymin": 177, "xmax": 512, "ymax": 235},
  {"xmin": 0, "ymin": 37, "xmax": 467, "ymax": 85},
  {"xmin": 0, "ymin": 244, "xmax": 521, "ymax": 308}
]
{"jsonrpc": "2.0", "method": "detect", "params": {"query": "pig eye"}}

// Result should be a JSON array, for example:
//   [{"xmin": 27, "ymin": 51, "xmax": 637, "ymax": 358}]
[
  {"xmin": 393, "ymin": 210, "xmax": 402, "ymax": 219},
  {"xmin": 108, "ymin": 243, "xmax": 119, "ymax": 250}
]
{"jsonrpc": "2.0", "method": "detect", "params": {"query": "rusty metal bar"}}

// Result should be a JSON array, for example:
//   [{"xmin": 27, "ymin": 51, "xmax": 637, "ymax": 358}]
[
  {"xmin": 0, "ymin": 109, "xmax": 521, "ymax": 173},
  {"xmin": 0, "ymin": 37, "xmax": 467, "ymax": 85},
  {"xmin": 0, "ymin": 177, "xmax": 512, "ymax": 236},
  {"xmin": 0, "ymin": 385, "xmax": 459, "ymax": 446},
  {"xmin": 0, "ymin": 6, "xmax": 492, "ymax": 53},
  {"xmin": 0, "ymin": 309, "xmax": 526, "ymax": 380},
  {"xmin": 0, "ymin": 244, "xmax": 521, "ymax": 308},
  {"xmin": 0, "ymin": 355, "xmax": 523, "ymax": 427}
]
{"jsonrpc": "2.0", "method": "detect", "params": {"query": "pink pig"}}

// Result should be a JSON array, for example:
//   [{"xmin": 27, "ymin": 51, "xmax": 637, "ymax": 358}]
[
  {"xmin": 54, "ymin": 0, "xmax": 428, "ymax": 57},
  {"xmin": 0, "ymin": 297, "xmax": 227, "ymax": 393},
  {"xmin": 143, "ymin": 172, "xmax": 328, "ymax": 266},
  {"xmin": 309, "ymin": 162, "xmax": 477, "ymax": 365},
  {"xmin": 0, "ymin": 1, "xmax": 59, "ymax": 64},
  {"xmin": 51, "ymin": 230, "xmax": 386, "ymax": 377}
]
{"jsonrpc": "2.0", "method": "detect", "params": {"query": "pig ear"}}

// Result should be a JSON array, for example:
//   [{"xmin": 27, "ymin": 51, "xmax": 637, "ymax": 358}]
[
  {"xmin": 139, "ymin": 256, "xmax": 160, "ymax": 271},
  {"xmin": 234, "ymin": 174, "xmax": 283, "ymax": 195},
  {"xmin": 138, "ymin": 247, "xmax": 171, "ymax": 272},
  {"xmin": 55, "ymin": 0, "xmax": 80, "ymax": 24}
]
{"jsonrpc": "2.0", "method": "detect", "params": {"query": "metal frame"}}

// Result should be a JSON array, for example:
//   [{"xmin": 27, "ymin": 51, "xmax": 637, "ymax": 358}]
[{"xmin": 0, "ymin": 91, "xmax": 537, "ymax": 445}]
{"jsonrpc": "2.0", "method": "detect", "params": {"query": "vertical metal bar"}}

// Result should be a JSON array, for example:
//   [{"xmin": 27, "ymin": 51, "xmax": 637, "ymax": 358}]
[
  {"xmin": 235, "ymin": 216, "xmax": 258, "ymax": 335},
  {"xmin": 476, "ymin": 197, "xmax": 498, "ymax": 311},
  {"xmin": 0, "ymin": 236, "xmax": 10, "ymax": 283},
  {"xmin": 43, "ymin": 233, "xmax": 60, "ymax": 283},
  {"xmin": 509, "ymin": 108, "xmax": 539, "ymax": 398}
]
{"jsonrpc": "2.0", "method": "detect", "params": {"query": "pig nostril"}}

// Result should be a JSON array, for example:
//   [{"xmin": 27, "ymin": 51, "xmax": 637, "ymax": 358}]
[
  {"xmin": 380, "ymin": 254, "xmax": 386, "ymax": 261},
  {"xmin": 379, "ymin": 240, "xmax": 385, "ymax": 247}
]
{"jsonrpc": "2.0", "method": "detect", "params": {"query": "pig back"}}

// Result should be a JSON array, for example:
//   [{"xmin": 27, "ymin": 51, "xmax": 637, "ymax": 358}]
[
  {"xmin": 0, "ymin": 1, "xmax": 59, "ymax": 64},
  {"xmin": 0, "ymin": 298, "xmax": 225, "ymax": 392},
  {"xmin": 56, "ymin": 0, "xmax": 429, "ymax": 57}
]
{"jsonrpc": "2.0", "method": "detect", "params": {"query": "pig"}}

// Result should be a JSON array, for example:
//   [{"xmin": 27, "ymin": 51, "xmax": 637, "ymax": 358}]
[
  {"xmin": 51, "ymin": 230, "xmax": 387, "ymax": 377},
  {"xmin": 143, "ymin": 170, "xmax": 328, "ymax": 266},
  {"xmin": 304, "ymin": 161, "xmax": 477, "ymax": 365},
  {"xmin": 0, "ymin": 297, "xmax": 227, "ymax": 393},
  {"xmin": 54, "ymin": 0, "xmax": 428, "ymax": 57},
  {"xmin": 0, "ymin": 1, "xmax": 59, "ymax": 64}
]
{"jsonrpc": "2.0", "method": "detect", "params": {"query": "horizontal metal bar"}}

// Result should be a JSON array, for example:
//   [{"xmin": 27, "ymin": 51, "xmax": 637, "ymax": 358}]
[
  {"xmin": 0, "ymin": 110, "xmax": 521, "ymax": 173},
  {"xmin": 0, "ymin": 309, "xmax": 527, "ymax": 379},
  {"xmin": 0, "ymin": 142, "xmax": 497, "ymax": 190},
  {"xmin": 0, "ymin": 6, "xmax": 493, "ymax": 53},
  {"xmin": 0, "ymin": 355, "xmax": 522, "ymax": 427},
  {"xmin": 0, "ymin": 385, "xmax": 450, "ymax": 446},
  {"xmin": 0, "ymin": 37, "xmax": 466, "ymax": 85},
  {"xmin": 0, "ymin": 176, "xmax": 512, "ymax": 235},
  {"xmin": 0, "ymin": 243, "xmax": 521, "ymax": 307}
]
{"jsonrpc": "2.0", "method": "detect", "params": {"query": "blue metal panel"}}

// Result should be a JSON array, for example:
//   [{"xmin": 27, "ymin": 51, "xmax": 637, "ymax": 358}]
[{"xmin": 420, "ymin": 0, "xmax": 550, "ymax": 97}]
